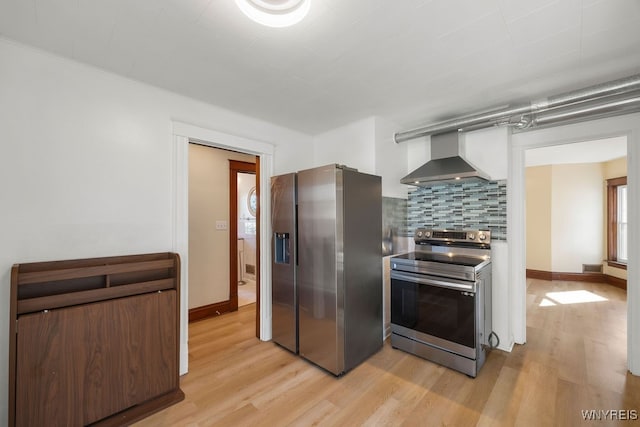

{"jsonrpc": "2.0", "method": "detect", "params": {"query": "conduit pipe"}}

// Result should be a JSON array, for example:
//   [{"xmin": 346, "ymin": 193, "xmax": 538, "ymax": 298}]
[
  {"xmin": 394, "ymin": 73, "xmax": 640, "ymax": 143},
  {"xmin": 530, "ymin": 93, "xmax": 640, "ymax": 127}
]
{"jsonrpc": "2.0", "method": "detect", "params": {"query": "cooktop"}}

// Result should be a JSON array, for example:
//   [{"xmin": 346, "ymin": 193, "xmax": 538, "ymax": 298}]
[{"xmin": 392, "ymin": 251, "xmax": 487, "ymax": 267}]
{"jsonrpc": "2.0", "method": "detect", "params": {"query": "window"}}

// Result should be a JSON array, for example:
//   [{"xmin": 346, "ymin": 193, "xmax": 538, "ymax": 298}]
[{"xmin": 607, "ymin": 177, "xmax": 627, "ymax": 268}]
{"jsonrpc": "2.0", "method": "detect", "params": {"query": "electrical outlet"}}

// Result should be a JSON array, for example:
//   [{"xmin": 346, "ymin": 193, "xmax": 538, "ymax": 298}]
[{"xmin": 215, "ymin": 220, "xmax": 228, "ymax": 230}]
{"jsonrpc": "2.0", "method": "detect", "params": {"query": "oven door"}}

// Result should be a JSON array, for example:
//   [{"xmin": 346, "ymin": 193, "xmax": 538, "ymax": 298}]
[{"xmin": 390, "ymin": 270, "xmax": 477, "ymax": 358}]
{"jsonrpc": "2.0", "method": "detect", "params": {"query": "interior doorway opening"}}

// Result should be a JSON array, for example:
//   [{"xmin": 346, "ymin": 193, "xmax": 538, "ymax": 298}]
[
  {"xmin": 524, "ymin": 136, "xmax": 628, "ymax": 286},
  {"xmin": 187, "ymin": 144, "xmax": 260, "ymax": 337},
  {"xmin": 229, "ymin": 160, "xmax": 261, "ymax": 338},
  {"xmin": 510, "ymin": 131, "xmax": 637, "ymax": 374},
  {"xmin": 237, "ymin": 171, "xmax": 258, "ymax": 307},
  {"xmin": 171, "ymin": 121, "xmax": 275, "ymax": 375}
]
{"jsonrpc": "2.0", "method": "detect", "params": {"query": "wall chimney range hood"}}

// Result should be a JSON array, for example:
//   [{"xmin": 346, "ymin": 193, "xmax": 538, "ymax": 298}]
[{"xmin": 400, "ymin": 131, "xmax": 490, "ymax": 187}]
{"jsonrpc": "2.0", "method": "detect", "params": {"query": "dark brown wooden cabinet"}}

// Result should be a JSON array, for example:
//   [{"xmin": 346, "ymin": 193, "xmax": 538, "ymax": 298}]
[{"xmin": 9, "ymin": 253, "xmax": 184, "ymax": 427}]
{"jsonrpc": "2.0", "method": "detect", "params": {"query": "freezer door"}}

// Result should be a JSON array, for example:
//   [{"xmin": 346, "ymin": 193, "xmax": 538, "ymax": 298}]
[
  {"xmin": 297, "ymin": 165, "xmax": 344, "ymax": 375},
  {"xmin": 271, "ymin": 173, "xmax": 297, "ymax": 353}
]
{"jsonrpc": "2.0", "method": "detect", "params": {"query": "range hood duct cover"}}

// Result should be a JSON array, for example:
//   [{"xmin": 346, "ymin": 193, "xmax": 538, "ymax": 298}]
[{"xmin": 400, "ymin": 132, "xmax": 490, "ymax": 187}]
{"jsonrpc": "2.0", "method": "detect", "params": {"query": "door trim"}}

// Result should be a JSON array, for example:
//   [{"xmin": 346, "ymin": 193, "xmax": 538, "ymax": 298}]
[
  {"xmin": 171, "ymin": 121, "xmax": 274, "ymax": 376},
  {"xmin": 509, "ymin": 112, "xmax": 640, "ymax": 375},
  {"xmin": 229, "ymin": 160, "xmax": 261, "ymax": 337}
]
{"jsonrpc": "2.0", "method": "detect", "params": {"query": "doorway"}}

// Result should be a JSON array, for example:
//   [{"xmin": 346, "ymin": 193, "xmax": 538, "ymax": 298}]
[
  {"xmin": 229, "ymin": 160, "xmax": 261, "ymax": 336},
  {"xmin": 509, "ymin": 113, "xmax": 640, "ymax": 375},
  {"xmin": 524, "ymin": 137, "xmax": 627, "ymax": 283},
  {"xmin": 172, "ymin": 121, "xmax": 274, "ymax": 375},
  {"xmin": 236, "ymin": 171, "xmax": 258, "ymax": 307},
  {"xmin": 521, "ymin": 137, "xmax": 629, "ymax": 388},
  {"xmin": 187, "ymin": 144, "xmax": 259, "ymax": 336}
]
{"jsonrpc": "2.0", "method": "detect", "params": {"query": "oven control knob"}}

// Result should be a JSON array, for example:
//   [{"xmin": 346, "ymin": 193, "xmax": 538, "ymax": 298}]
[
  {"xmin": 467, "ymin": 233, "xmax": 475, "ymax": 240},
  {"xmin": 479, "ymin": 233, "xmax": 486, "ymax": 241}
]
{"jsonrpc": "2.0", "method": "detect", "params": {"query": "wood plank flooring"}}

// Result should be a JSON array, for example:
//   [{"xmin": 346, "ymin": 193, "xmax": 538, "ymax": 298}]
[{"xmin": 134, "ymin": 280, "xmax": 640, "ymax": 426}]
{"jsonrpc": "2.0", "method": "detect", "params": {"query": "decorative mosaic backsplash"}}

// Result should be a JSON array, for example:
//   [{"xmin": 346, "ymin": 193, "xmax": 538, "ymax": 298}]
[
  {"xmin": 406, "ymin": 180, "xmax": 507, "ymax": 240},
  {"xmin": 382, "ymin": 197, "xmax": 409, "ymax": 255},
  {"xmin": 382, "ymin": 197, "xmax": 409, "ymax": 236},
  {"xmin": 381, "ymin": 197, "xmax": 410, "ymax": 255}
]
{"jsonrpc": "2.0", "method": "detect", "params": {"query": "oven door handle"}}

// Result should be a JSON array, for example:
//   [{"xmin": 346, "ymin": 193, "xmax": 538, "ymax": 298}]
[{"xmin": 391, "ymin": 271, "xmax": 475, "ymax": 292}]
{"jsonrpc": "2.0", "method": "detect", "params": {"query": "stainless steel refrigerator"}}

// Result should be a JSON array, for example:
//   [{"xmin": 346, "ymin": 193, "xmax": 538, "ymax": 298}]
[{"xmin": 271, "ymin": 164, "xmax": 383, "ymax": 376}]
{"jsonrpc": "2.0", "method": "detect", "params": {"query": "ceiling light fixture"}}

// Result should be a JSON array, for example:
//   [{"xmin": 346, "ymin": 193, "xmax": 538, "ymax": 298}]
[{"xmin": 235, "ymin": 0, "xmax": 311, "ymax": 28}]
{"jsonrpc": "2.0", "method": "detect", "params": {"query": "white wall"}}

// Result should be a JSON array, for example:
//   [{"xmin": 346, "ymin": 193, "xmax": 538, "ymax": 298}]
[
  {"xmin": 0, "ymin": 38, "xmax": 313, "ymax": 424},
  {"xmin": 312, "ymin": 115, "xmax": 408, "ymax": 198},
  {"xmin": 525, "ymin": 163, "xmax": 605, "ymax": 273},
  {"xmin": 273, "ymin": 141, "xmax": 314, "ymax": 175},
  {"xmin": 464, "ymin": 126, "xmax": 509, "ymax": 180},
  {"xmin": 604, "ymin": 156, "xmax": 628, "ymax": 180},
  {"xmin": 313, "ymin": 116, "xmax": 376, "ymax": 174},
  {"xmin": 551, "ymin": 163, "xmax": 604, "ymax": 272},
  {"xmin": 406, "ymin": 136, "xmax": 430, "ymax": 172},
  {"xmin": 527, "ymin": 159, "xmax": 629, "ymax": 276},
  {"xmin": 375, "ymin": 116, "xmax": 408, "ymax": 199},
  {"xmin": 188, "ymin": 144, "xmax": 255, "ymax": 308},
  {"xmin": 526, "ymin": 166, "xmax": 553, "ymax": 271}
]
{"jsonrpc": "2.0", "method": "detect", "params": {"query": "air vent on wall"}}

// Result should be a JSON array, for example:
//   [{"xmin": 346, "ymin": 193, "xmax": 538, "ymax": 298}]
[{"xmin": 582, "ymin": 264, "xmax": 603, "ymax": 273}]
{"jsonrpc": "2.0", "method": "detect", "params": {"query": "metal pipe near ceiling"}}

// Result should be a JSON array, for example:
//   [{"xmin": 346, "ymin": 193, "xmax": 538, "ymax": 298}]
[
  {"xmin": 529, "ymin": 93, "xmax": 640, "ymax": 128},
  {"xmin": 393, "ymin": 73, "xmax": 640, "ymax": 143}
]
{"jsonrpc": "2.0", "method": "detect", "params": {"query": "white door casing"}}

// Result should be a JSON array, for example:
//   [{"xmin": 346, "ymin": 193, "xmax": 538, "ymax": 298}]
[
  {"xmin": 509, "ymin": 112, "xmax": 640, "ymax": 375},
  {"xmin": 171, "ymin": 121, "xmax": 274, "ymax": 375}
]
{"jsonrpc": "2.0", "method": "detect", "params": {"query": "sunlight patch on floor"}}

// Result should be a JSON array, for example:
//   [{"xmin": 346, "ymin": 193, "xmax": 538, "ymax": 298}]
[
  {"xmin": 540, "ymin": 290, "xmax": 608, "ymax": 306},
  {"xmin": 539, "ymin": 298, "xmax": 557, "ymax": 307}
]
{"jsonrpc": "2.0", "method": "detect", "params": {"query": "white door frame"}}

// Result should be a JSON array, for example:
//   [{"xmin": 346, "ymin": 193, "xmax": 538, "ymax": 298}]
[
  {"xmin": 171, "ymin": 121, "xmax": 274, "ymax": 375},
  {"xmin": 509, "ymin": 112, "xmax": 640, "ymax": 375}
]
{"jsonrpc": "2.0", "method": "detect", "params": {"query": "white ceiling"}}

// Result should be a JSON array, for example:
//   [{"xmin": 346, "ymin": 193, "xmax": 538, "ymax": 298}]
[
  {"xmin": 525, "ymin": 136, "xmax": 627, "ymax": 167},
  {"xmin": 1, "ymin": 0, "xmax": 640, "ymax": 135}
]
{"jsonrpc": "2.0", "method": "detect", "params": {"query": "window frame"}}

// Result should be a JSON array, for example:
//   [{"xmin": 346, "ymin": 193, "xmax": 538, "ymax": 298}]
[{"xmin": 607, "ymin": 176, "xmax": 628, "ymax": 269}]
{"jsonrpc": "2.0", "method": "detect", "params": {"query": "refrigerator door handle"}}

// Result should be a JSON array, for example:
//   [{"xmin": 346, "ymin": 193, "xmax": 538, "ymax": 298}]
[{"xmin": 295, "ymin": 204, "xmax": 299, "ymax": 266}]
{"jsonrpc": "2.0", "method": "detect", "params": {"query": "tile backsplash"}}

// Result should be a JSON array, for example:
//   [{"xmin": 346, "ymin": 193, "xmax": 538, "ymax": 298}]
[
  {"xmin": 382, "ymin": 197, "xmax": 409, "ymax": 255},
  {"xmin": 405, "ymin": 180, "xmax": 507, "ymax": 240},
  {"xmin": 382, "ymin": 197, "xmax": 408, "ymax": 236}
]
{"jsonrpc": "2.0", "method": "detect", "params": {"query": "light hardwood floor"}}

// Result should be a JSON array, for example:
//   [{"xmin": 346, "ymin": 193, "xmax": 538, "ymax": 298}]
[
  {"xmin": 134, "ymin": 279, "xmax": 640, "ymax": 426},
  {"xmin": 238, "ymin": 278, "xmax": 256, "ymax": 307}
]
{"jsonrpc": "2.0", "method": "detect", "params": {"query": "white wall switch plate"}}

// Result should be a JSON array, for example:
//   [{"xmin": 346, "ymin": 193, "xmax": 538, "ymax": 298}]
[{"xmin": 215, "ymin": 220, "xmax": 228, "ymax": 230}]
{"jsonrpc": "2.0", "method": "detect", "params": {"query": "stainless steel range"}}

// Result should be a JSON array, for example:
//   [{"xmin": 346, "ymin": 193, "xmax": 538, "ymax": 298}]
[{"xmin": 390, "ymin": 228, "xmax": 495, "ymax": 377}]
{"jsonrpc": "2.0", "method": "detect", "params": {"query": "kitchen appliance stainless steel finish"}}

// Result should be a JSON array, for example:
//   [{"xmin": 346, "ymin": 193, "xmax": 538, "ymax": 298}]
[
  {"xmin": 271, "ymin": 164, "xmax": 383, "ymax": 376},
  {"xmin": 390, "ymin": 228, "xmax": 493, "ymax": 377},
  {"xmin": 271, "ymin": 172, "xmax": 298, "ymax": 353},
  {"xmin": 400, "ymin": 132, "xmax": 490, "ymax": 186}
]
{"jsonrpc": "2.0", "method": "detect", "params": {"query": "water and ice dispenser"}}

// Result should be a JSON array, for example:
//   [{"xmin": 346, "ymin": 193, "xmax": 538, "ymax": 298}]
[{"xmin": 274, "ymin": 232, "xmax": 290, "ymax": 264}]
